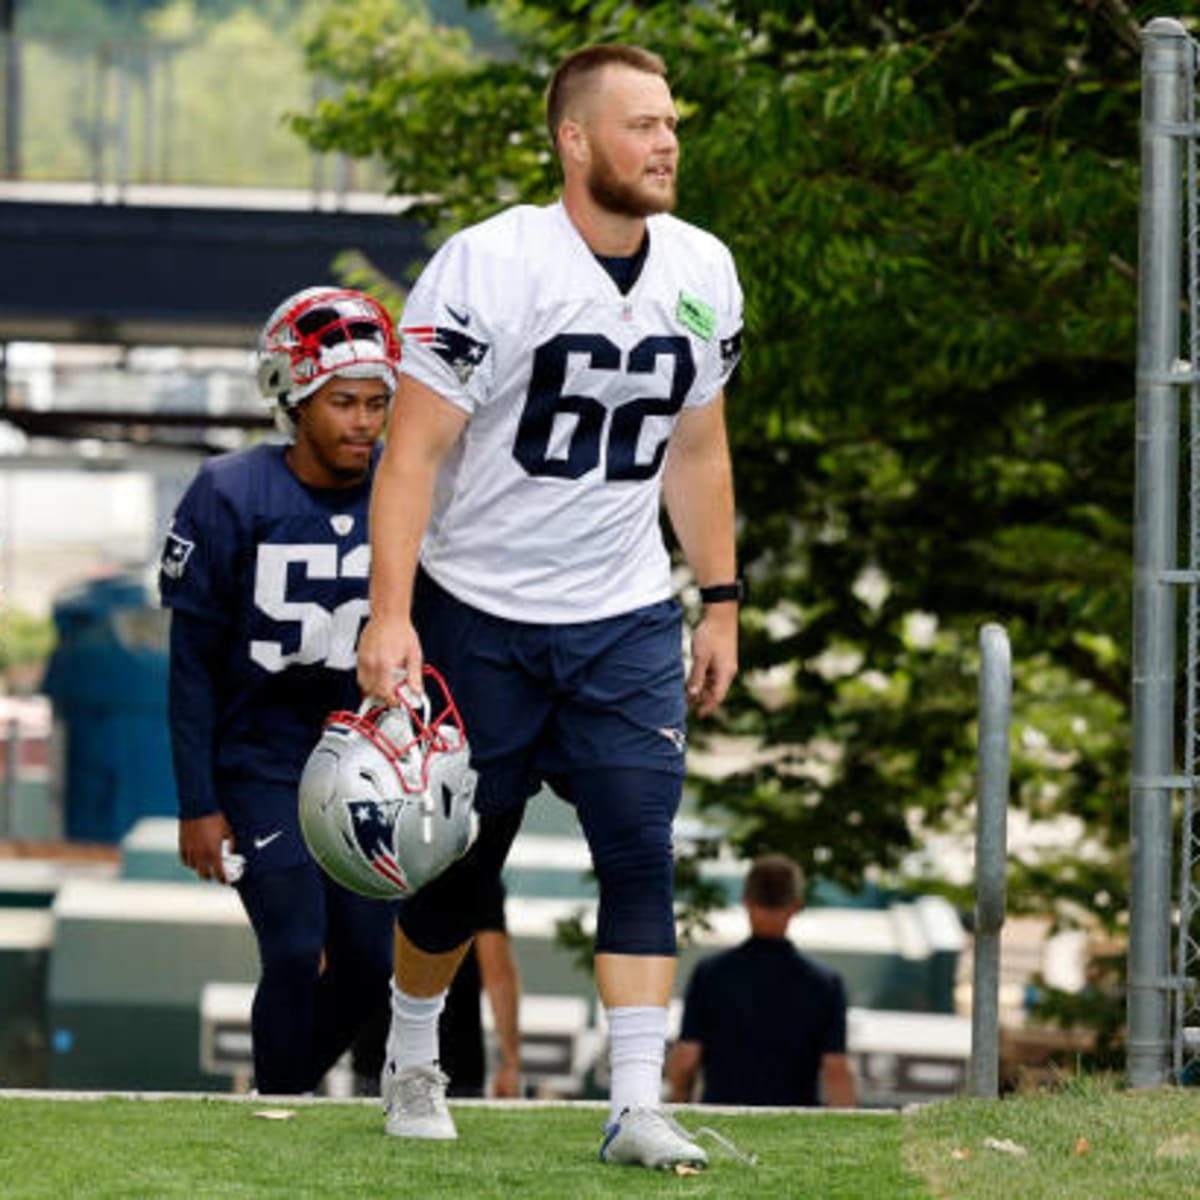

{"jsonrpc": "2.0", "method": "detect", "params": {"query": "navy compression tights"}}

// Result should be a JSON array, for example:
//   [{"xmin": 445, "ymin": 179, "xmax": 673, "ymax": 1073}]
[
  {"xmin": 398, "ymin": 767, "xmax": 681, "ymax": 958},
  {"xmin": 237, "ymin": 860, "xmax": 394, "ymax": 1093}
]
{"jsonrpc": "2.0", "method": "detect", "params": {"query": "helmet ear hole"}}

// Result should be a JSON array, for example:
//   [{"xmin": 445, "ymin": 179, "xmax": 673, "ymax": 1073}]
[{"xmin": 256, "ymin": 351, "xmax": 293, "ymax": 403}]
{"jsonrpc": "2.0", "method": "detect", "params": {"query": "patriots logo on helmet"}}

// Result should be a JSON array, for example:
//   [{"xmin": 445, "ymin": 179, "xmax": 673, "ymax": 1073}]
[
  {"xmin": 344, "ymin": 800, "xmax": 410, "ymax": 893},
  {"xmin": 404, "ymin": 325, "xmax": 490, "ymax": 385}
]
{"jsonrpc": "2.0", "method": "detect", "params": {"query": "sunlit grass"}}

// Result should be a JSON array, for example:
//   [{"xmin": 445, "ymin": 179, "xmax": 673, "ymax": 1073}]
[{"xmin": 3, "ymin": 1080, "xmax": 1199, "ymax": 1198}]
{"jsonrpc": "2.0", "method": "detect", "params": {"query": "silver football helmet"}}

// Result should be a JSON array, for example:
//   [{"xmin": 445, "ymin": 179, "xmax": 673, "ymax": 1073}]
[
  {"xmin": 298, "ymin": 667, "xmax": 479, "ymax": 899},
  {"xmin": 256, "ymin": 286, "xmax": 400, "ymax": 429}
]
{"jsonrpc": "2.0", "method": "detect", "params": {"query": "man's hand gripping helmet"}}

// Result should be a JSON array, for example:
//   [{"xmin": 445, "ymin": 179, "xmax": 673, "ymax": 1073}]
[
  {"xmin": 256, "ymin": 286, "xmax": 401, "ymax": 431},
  {"xmin": 298, "ymin": 666, "xmax": 479, "ymax": 899}
]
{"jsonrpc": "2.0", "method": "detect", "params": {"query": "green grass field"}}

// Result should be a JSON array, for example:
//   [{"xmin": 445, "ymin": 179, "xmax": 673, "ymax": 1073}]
[{"xmin": 0, "ymin": 1083, "xmax": 1197, "ymax": 1198}]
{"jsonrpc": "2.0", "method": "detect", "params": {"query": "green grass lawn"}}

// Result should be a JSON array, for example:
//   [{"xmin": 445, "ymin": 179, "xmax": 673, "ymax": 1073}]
[
  {"xmin": 0, "ymin": 1083, "xmax": 1198, "ymax": 1199},
  {"xmin": 0, "ymin": 1097, "xmax": 914, "ymax": 1199},
  {"xmin": 904, "ymin": 1079, "xmax": 1200, "ymax": 1200}
]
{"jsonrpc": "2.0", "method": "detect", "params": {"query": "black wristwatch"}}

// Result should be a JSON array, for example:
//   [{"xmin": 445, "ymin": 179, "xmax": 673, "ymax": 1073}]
[{"xmin": 698, "ymin": 580, "xmax": 745, "ymax": 605}]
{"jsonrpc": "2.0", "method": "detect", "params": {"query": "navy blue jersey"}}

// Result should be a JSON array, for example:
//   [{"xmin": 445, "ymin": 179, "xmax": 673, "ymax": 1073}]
[
  {"xmin": 678, "ymin": 936, "xmax": 848, "ymax": 1106},
  {"xmin": 160, "ymin": 443, "xmax": 377, "ymax": 822}
]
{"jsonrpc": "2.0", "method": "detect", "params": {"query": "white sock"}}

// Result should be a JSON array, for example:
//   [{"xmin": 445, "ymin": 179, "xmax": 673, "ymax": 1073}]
[
  {"xmin": 606, "ymin": 1005, "xmax": 667, "ymax": 1123},
  {"xmin": 385, "ymin": 978, "xmax": 446, "ymax": 1072}
]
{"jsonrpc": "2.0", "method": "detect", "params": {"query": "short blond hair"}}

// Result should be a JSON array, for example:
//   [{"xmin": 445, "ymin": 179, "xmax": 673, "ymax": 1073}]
[{"xmin": 545, "ymin": 43, "xmax": 668, "ymax": 152}]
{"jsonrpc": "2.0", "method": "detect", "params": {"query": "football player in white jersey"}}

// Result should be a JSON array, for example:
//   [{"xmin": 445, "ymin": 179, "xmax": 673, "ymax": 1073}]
[{"xmin": 358, "ymin": 44, "xmax": 743, "ymax": 1168}]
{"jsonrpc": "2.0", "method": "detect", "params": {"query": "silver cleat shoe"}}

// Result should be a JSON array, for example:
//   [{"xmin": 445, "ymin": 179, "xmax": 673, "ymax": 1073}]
[
  {"xmin": 382, "ymin": 1063, "xmax": 457, "ymax": 1140},
  {"xmin": 599, "ymin": 1107, "xmax": 708, "ymax": 1170}
]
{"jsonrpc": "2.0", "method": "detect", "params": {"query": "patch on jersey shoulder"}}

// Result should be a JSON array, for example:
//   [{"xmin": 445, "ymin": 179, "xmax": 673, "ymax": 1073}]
[
  {"xmin": 719, "ymin": 328, "xmax": 743, "ymax": 375},
  {"xmin": 160, "ymin": 531, "xmax": 195, "ymax": 580},
  {"xmin": 676, "ymin": 291, "xmax": 716, "ymax": 342},
  {"xmin": 403, "ymin": 325, "xmax": 490, "ymax": 386}
]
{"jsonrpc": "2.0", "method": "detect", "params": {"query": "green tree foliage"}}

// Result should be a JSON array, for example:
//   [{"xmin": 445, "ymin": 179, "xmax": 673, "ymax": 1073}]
[
  {"xmin": 0, "ymin": 607, "xmax": 56, "ymax": 676},
  {"xmin": 294, "ymin": 2, "xmax": 1174, "ymax": 950}
]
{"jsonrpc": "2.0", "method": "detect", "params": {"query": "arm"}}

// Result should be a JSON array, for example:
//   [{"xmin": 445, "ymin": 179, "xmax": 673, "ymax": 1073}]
[
  {"xmin": 665, "ymin": 1038, "xmax": 702, "ymax": 1103},
  {"xmin": 168, "ymin": 611, "xmax": 233, "ymax": 883},
  {"xmin": 475, "ymin": 929, "xmax": 522, "ymax": 1097},
  {"xmin": 356, "ymin": 374, "xmax": 468, "ymax": 700},
  {"xmin": 820, "ymin": 1053, "xmax": 858, "ymax": 1108},
  {"xmin": 662, "ymin": 393, "xmax": 739, "ymax": 717}
]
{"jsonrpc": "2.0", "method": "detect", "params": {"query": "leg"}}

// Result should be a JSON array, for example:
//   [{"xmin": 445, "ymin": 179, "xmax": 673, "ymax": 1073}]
[
  {"xmin": 385, "ymin": 925, "xmax": 472, "ymax": 1079},
  {"xmin": 350, "ymin": 996, "xmax": 390, "ymax": 1096},
  {"xmin": 391, "ymin": 798, "xmax": 526, "ymax": 998},
  {"xmin": 236, "ymin": 861, "xmax": 326, "ymax": 1094},
  {"xmin": 385, "ymin": 572, "xmax": 547, "ymax": 1132},
  {"xmin": 308, "ymin": 880, "xmax": 396, "ymax": 1086},
  {"xmin": 382, "ymin": 805, "xmax": 524, "ymax": 1138},
  {"xmin": 439, "ymin": 945, "xmax": 486, "ymax": 1098},
  {"xmin": 595, "ymin": 950, "xmax": 676, "ymax": 1007},
  {"xmin": 571, "ymin": 767, "xmax": 707, "ymax": 1171},
  {"xmin": 570, "ymin": 767, "xmax": 681, "ymax": 1112}
]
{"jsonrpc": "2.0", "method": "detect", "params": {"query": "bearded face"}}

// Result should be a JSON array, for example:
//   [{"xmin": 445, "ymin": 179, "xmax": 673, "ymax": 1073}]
[
  {"xmin": 569, "ymin": 64, "xmax": 679, "ymax": 219},
  {"xmin": 584, "ymin": 136, "xmax": 677, "ymax": 218}
]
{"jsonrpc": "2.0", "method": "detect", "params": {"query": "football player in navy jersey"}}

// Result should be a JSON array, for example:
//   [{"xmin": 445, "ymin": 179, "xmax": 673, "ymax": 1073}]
[
  {"xmin": 357, "ymin": 45, "xmax": 743, "ymax": 1167},
  {"xmin": 160, "ymin": 286, "xmax": 401, "ymax": 1095}
]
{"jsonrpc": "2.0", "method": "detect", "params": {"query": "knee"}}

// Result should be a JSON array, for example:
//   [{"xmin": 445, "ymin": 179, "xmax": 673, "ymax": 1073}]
[
  {"xmin": 335, "ymin": 906, "xmax": 396, "ymax": 980},
  {"xmin": 258, "ymin": 928, "xmax": 324, "ymax": 985},
  {"xmin": 397, "ymin": 811, "xmax": 520, "ymax": 953},
  {"xmin": 592, "ymin": 832, "xmax": 676, "ymax": 956}
]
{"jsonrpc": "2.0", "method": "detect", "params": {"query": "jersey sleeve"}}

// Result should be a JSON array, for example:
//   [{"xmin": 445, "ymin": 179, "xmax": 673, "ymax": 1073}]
[
  {"xmin": 157, "ymin": 464, "xmax": 243, "ymax": 621},
  {"xmin": 398, "ymin": 232, "xmax": 498, "ymax": 416},
  {"xmin": 167, "ymin": 610, "xmax": 224, "ymax": 820},
  {"xmin": 686, "ymin": 239, "xmax": 744, "ymax": 409}
]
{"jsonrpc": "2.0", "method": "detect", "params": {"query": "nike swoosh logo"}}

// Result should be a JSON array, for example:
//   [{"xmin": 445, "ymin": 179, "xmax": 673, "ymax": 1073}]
[
  {"xmin": 253, "ymin": 831, "xmax": 283, "ymax": 851},
  {"xmin": 445, "ymin": 304, "xmax": 470, "ymax": 327}
]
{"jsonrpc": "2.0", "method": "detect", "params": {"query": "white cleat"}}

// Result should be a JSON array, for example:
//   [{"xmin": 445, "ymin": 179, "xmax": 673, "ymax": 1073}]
[
  {"xmin": 599, "ymin": 1107, "xmax": 708, "ymax": 1170},
  {"xmin": 382, "ymin": 1063, "xmax": 457, "ymax": 1140}
]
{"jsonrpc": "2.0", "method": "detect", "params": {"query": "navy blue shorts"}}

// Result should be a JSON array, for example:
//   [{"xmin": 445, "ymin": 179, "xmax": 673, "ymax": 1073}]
[
  {"xmin": 397, "ymin": 571, "xmax": 688, "ymax": 955},
  {"xmin": 413, "ymin": 569, "xmax": 688, "ymax": 814}
]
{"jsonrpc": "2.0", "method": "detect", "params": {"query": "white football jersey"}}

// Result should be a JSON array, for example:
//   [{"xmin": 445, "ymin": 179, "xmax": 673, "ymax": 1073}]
[{"xmin": 400, "ymin": 201, "xmax": 743, "ymax": 623}]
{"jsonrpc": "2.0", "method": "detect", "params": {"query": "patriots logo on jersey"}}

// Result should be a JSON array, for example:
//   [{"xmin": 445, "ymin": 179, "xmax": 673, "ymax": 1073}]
[
  {"xmin": 719, "ymin": 329, "xmax": 743, "ymax": 376},
  {"xmin": 344, "ymin": 800, "xmax": 410, "ymax": 892},
  {"xmin": 160, "ymin": 531, "xmax": 195, "ymax": 580},
  {"xmin": 404, "ymin": 325, "xmax": 490, "ymax": 385}
]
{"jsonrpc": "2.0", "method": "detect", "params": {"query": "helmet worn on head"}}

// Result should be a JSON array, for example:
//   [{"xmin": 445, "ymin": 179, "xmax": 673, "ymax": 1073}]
[
  {"xmin": 256, "ymin": 286, "xmax": 400, "ymax": 422},
  {"xmin": 298, "ymin": 666, "xmax": 479, "ymax": 899}
]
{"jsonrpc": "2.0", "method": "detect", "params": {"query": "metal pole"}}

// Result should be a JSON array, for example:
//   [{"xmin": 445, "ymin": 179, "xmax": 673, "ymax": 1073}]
[
  {"xmin": 970, "ymin": 623, "xmax": 1010, "ymax": 1098},
  {"xmin": 1130, "ymin": 16, "xmax": 1190, "ymax": 1089}
]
